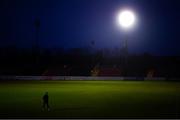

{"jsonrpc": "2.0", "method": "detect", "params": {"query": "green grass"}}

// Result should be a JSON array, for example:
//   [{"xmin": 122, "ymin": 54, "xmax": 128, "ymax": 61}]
[{"xmin": 0, "ymin": 80, "xmax": 179, "ymax": 118}]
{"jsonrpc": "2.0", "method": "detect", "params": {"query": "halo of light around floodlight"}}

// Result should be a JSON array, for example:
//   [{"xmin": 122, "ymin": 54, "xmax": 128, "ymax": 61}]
[{"xmin": 117, "ymin": 10, "xmax": 135, "ymax": 28}]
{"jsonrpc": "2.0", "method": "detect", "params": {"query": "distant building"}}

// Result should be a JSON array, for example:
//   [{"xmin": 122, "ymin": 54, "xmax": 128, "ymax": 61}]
[
  {"xmin": 147, "ymin": 69, "xmax": 156, "ymax": 78},
  {"xmin": 91, "ymin": 65, "xmax": 122, "ymax": 76}
]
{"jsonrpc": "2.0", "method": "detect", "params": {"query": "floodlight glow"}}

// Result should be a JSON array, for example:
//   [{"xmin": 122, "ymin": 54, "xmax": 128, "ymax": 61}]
[{"xmin": 117, "ymin": 10, "xmax": 136, "ymax": 29}]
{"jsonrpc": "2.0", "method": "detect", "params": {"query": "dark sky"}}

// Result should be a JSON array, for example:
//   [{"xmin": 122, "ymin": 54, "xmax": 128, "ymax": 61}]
[{"xmin": 0, "ymin": 0, "xmax": 180, "ymax": 55}]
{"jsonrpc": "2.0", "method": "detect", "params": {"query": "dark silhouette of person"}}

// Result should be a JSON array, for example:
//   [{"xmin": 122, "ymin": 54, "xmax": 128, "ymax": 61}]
[{"xmin": 42, "ymin": 92, "xmax": 50, "ymax": 111}]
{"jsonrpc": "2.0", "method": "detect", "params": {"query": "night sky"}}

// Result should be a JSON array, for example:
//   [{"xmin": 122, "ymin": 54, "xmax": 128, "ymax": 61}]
[{"xmin": 0, "ymin": 0, "xmax": 180, "ymax": 55}]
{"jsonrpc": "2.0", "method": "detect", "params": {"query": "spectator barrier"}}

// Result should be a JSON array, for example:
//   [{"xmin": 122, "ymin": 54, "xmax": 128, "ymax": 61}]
[{"xmin": 0, "ymin": 76, "xmax": 169, "ymax": 81}]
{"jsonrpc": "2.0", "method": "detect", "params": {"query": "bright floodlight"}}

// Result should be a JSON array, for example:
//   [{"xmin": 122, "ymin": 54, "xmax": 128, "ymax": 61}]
[{"xmin": 117, "ymin": 10, "xmax": 136, "ymax": 29}]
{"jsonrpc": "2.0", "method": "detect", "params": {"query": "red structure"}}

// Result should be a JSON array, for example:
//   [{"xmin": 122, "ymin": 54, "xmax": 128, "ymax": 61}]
[{"xmin": 98, "ymin": 67, "xmax": 122, "ymax": 76}]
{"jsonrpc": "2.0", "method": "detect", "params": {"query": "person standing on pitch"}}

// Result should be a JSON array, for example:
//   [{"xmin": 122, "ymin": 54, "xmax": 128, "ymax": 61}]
[{"xmin": 42, "ymin": 92, "xmax": 50, "ymax": 111}]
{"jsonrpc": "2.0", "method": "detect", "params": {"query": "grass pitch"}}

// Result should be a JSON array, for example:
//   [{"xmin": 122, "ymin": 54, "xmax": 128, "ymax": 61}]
[{"xmin": 0, "ymin": 80, "xmax": 179, "ymax": 118}]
